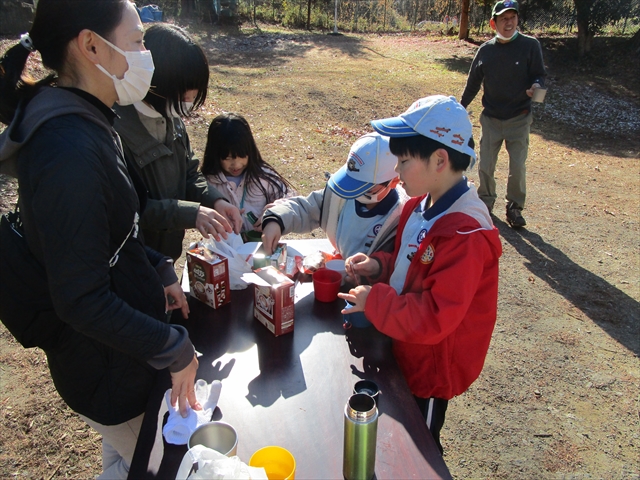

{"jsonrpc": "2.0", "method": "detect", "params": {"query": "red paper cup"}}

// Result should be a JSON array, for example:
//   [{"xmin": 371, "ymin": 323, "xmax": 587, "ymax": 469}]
[{"xmin": 312, "ymin": 268, "xmax": 342, "ymax": 303}]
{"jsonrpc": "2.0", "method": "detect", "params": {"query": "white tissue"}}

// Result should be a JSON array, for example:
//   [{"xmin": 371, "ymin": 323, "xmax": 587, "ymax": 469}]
[
  {"xmin": 175, "ymin": 445, "xmax": 268, "ymax": 480},
  {"xmin": 201, "ymin": 234, "xmax": 253, "ymax": 290},
  {"xmin": 163, "ymin": 379, "xmax": 222, "ymax": 445}
]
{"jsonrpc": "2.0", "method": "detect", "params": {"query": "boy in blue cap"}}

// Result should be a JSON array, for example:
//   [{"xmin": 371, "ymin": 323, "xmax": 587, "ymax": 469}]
[
  {"xmin": 261, "ymin": 132, "xmax": 408, "ymax": 258},
  {"xmin": 339, "ymin": 96, "xmax": 502, "ymax": 453}
]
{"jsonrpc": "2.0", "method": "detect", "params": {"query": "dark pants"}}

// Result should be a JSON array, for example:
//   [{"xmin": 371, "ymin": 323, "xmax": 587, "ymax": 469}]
[{"xmin": 414, "ymin": 396, "xmax": 448, "ymax": 455}]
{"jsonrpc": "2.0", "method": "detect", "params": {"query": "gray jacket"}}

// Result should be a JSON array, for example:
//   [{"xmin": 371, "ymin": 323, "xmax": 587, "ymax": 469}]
[
  {"xmin": 262, "ymin": 185, "xmax": 409, "ymax": 255},
  {"xmin": 114, "ymin": 104, "xmax": 226, "ymax": 260}
]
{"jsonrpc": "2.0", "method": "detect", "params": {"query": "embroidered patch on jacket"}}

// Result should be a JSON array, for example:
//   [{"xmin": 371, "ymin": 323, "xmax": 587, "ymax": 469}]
[{"xmin": 420, "ymin": 244, "xmax": 435, "ymax": 264}]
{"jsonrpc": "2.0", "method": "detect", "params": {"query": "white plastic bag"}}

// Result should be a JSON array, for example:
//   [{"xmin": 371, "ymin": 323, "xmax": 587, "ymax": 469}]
[
  {"xmin": 175, "ymin": 445, "xmax": 268, "ymax": 480},
  {"xmin": 201, "ymin": 233, "xmax": 252, "ymax": 290}
]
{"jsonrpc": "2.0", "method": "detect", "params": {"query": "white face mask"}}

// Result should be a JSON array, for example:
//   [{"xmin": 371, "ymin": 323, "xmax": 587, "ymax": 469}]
[
  {"xmin": 496, "ymin": 29, "xmax": 518, "ymax": 42},
  {"xmin": 94, "ymin": 33, "xmax": 155, "ymax": 106},
  {"xmin": 166, "ymin": 101, "xmax": 194, "ymax": 118},
  {"xmin": 355, "ymin": 187, "xmax": 388, "ymax": 205}
]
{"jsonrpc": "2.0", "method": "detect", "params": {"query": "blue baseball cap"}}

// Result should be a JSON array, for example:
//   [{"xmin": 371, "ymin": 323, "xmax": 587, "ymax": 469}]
[
  {"xmin": 327, "ymin": 133, "xmax": 399, "ymax": 199},
  {"xmin": 371, "ymin": 95, "xmax": 476, "ymax": 162}
]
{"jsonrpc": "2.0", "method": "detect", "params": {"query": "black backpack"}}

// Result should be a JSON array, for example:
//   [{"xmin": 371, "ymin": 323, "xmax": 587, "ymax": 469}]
[{"xmin": 0, "ymin": 208, "xmax": 65, "ymax": 350}]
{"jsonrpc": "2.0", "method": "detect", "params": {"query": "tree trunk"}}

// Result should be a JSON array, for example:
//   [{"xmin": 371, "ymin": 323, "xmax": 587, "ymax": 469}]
[
  {"xmin": 0, "ymin": 0, "xmax": 34, "ymax": 35},
  {"xmin": 354, "ymin": 0, "xmax": 358, "ymax": 32},
  {"xmin": 307, "ymin": 0, "xmax": 312, "ymax": 30},
  {"xmin": 629, "ymin": 29, "xmax": 640, "ymax": 55},
  {"xmin": 411, "ymin": 0, "xmax": 419, "ymax": 31},
  {"xmin": 253, "ymin": 0, "xmax": 257, "ymax": 26},
  {"xmin": 180, "ymin": 0, "xmax": 194, "ymax": 18},
  {"xmin": 458, "ymin": 0, "xmax": 470, "ymax": 40},
  {"xmin": 383, "ymin": 0, "xmax": 387, "ymax": 31},
  {"xmin": 576, "ymin": 16, "xmax": 588, "ymax": 56}
]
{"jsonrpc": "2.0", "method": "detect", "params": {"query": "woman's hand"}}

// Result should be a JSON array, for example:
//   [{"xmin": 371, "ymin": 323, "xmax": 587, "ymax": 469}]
[
  {"xmin": 164, "ymin": 281, "xmax": 189, "ymax": 319},
  {"xmin": 170, "ymin": 355, "xmax": 202, "ymax": 417},
  {"xmin": 338, "ymin": 285, "xmax": 372, "ymax": 313},
  {"xmin": 196, "ymin": 206, "xmax": 232, "ymax": 241},
  {"xmin": 213, "ymin": 199, "xmax": 243, "ymax": 234}
]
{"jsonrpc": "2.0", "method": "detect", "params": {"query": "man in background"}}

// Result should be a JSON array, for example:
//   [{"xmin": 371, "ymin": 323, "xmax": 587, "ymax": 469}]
[{"xmin": 461, "ymin": 0, "xmax": 546, "ymax": 228}]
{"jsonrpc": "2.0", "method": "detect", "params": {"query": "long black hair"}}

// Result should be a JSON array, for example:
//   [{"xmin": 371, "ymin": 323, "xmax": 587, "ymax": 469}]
[
  {"xmin": 0, "ymin": 0, "xmax": 128, "ymax": 125},
  {"xmin": 142, "ymin": 24, "xmax": 209, "ymax": 117},
  {"xmin": 201, "ymin": 113, "xmax": 293, "ymax": 201}
]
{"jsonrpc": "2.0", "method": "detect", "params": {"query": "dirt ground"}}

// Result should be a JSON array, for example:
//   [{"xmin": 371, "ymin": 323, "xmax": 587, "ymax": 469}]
[{"xmin": 1, "ymin": 25, "xmax": 639, "ymax": 479}]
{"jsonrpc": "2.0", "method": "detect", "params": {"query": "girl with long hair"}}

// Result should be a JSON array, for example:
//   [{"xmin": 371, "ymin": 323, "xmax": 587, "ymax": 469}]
[{"xmin": 201, "ymin": 113, "xmax": 295, "ymax": 236}]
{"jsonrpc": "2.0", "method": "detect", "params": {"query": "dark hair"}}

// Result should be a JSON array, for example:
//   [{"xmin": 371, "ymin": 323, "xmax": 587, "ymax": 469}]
[
  {"xmin": 389, "ymin": 135, "xmax": 475, "ymax": 172},
  {"xmin": 201, "ymin": 113, "xmax": 293, "ymax": 200},
  {"xmin": 142, "ymin": 24, "xmax": 209, "ymax": 117},
  {"xmin": 0, "ymin": 0, "xmax": 128, "ymax": 124}
]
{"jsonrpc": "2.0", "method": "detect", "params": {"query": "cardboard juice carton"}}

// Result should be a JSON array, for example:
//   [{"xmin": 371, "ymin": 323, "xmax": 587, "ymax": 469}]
[
  {"xmin": 245, "ymin": 266, "xmax": 295, "ymax": 336},
  {"xmin": 186, "ymin": 246, "xmax": 230, "ymax": 309}
]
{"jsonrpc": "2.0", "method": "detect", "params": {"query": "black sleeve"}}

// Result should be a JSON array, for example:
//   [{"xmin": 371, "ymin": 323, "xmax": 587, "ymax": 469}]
[{"xmin": 461, "ymin": 49, "xmax": 484, "ymax": 108}]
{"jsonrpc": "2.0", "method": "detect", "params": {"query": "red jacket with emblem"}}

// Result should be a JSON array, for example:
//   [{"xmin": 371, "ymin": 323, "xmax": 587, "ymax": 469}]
[{"xmin": 366, "ymin": 188, "xmax": 502, "ymax": 400}]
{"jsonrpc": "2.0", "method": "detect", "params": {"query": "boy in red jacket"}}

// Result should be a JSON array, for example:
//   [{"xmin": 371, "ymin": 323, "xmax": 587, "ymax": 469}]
[{"xmin": 339, "ymin": 95, "xmax": 502, "ymax": 454}]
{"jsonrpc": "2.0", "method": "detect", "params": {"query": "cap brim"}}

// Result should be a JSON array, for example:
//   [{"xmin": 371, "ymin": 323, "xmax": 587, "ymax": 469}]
[
  {"xmin": 371, "ymin": 117, "xmax": 418, "ymax": 138},
  {"xmin": 327, "ymin": 164, "xmax": 374, "ymax": 199},
  {"xmin": 494, "ymin": 7, "xmax": 517, "ymax": 15}
]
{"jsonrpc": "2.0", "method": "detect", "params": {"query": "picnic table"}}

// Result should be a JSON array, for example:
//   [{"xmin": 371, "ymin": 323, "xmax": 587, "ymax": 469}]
[{"xmin": 128, "ymin": 239, "xmax": 451, "ymax": 479}]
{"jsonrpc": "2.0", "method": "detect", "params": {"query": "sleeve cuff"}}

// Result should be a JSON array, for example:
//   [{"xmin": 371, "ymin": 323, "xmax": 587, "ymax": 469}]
[
  {"xmin": 156, "ymin": 258, "xmax": 179, "ymax": 287},
  {"xmin": 147, "ymin": 325, "xmax": 195, "ymax": 372},
  {"xmin": 261, "ymin": 214, "xmax": 285, "ymax": 233}
]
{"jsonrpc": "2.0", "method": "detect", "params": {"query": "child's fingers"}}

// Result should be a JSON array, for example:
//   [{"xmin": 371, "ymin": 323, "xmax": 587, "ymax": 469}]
[{"xmin": 337, "ymin": 291, "xmax": 358, "ymax": 308}]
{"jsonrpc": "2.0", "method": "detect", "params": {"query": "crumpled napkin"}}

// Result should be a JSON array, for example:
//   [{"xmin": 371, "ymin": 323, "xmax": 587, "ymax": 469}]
[
  {"xmin": 176, "ymin": 445, "xmax": 268, "ymax": 480},
  {"xmin": 163, "ymin": 379, "xmax": 222, "ymax": 445},
  {"xmin": 201, "ymin": 233, "xmax": 253, "ymax": 290}
]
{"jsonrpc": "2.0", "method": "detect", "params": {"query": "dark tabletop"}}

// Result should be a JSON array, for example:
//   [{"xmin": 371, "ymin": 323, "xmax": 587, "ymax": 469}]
[{"xmin": 128, "ymin": 241, "xmax": 451, "ymax": 480}]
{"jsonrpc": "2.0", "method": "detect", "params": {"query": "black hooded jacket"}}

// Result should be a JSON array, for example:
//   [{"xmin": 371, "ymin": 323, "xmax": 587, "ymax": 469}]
[{"xmin": 0, "ymin": 87, "xmax": 193, "ymax": 425}]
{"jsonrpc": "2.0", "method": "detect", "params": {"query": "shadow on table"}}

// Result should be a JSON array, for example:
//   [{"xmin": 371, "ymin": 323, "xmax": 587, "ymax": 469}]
[{"xmin": 186, "ymin": 283, "xmax": 342, "ymax": 409}]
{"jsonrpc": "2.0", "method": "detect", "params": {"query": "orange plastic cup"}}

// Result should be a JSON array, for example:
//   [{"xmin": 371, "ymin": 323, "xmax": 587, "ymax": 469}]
[
  {"xmin": 249, "ymin": 446, "xmax": 296, "ymax": 480},
  {"xmin": 312, "ymin": 268, "xmax": 342, "ymax": 302}
]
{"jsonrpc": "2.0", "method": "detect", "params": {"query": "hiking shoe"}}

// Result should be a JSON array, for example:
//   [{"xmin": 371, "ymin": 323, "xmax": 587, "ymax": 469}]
[{"xmin": 506, "ymin": 205, "xmax": 526, "ymax": 228}]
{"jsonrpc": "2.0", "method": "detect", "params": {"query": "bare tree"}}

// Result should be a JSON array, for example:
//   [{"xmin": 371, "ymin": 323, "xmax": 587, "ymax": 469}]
[
  {"xmin": 458, "ymin": 0, "xmax": 471, "ymax": 39},
  {"xmin": 574, "ymin": 0, "xmax": 633, "ymax": 56}
]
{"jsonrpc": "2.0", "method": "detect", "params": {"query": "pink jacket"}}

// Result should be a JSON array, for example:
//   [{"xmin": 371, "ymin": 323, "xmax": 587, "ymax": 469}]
[
  {"xmin": 206, "ymin": 168, "xmax": 295, "ymax": 232},
  {"xmin": 366, "ymin": 189, "xmax": 502, "ymax": 400}
]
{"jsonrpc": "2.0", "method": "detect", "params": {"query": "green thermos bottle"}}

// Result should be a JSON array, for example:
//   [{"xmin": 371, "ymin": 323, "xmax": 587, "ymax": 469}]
[{"xmin": 342, "ymin": 393, "xmax": 378, "ymax": 480}]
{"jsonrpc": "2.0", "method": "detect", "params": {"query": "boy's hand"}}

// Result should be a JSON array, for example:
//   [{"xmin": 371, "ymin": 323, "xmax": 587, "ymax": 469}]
[
  {"xmin": 338, "ymin": 285, "xmax": 372, "ymax": 313},
  {"xmin": 344, "ymin": 253, "xmax": 379, "ymax": 283},
  {"xmin": 261, "ymin": 222, "xmax": 282, "ymax": 255},
  {"xmin": 213, "ymin": 199, "xmax": 243, "ymax": 234}
]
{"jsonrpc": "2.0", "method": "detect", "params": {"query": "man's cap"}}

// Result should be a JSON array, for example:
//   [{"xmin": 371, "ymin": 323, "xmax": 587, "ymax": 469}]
[
  {"xmin": 492, "ymin": 0, "xmax": 519, "ymax": 17},
  {"xmin": 370, "ymin": 95, "xmax": 476, "ymax": 161},
  {"xmin": 327, "ymin": 132, "xmax": 399, "ymax": 199}
]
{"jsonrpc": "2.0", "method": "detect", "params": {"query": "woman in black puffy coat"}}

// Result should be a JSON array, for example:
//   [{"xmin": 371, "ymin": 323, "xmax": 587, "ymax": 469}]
[{"xmin": 0, "ymin": 1, "xmax": 201, "ymax": 478}]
